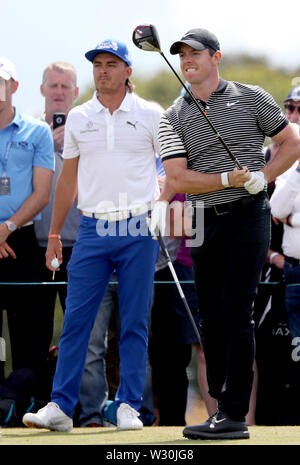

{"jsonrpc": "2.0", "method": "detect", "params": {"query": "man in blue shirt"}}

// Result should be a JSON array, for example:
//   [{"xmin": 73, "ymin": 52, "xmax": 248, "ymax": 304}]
[{"xmin": 0, "ymin": 57, "xmax": 54, "ymax": 379}]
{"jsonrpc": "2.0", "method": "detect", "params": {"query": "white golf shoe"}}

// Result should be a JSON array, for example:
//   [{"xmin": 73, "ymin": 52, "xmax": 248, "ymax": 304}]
[
  {"xmin": 116, "ymin": 403, "xmax": 143, "ymax": 431},
  {"xmin": 22, "ymin": 402, "xmax": 73, "ymax": 432}
]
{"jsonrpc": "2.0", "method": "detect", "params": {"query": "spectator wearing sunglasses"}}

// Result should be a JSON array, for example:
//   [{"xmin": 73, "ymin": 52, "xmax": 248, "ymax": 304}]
[
  {"xmin": 284, "ymin": 86, "xmax": 300, "ymax": 126},
  {"xmin": 270, "ymin": 85, "xmax": 300, "ymax": 344},
  {"xmin": 248, "ymin": 86, "xmax": 300, "ymax": 426}
]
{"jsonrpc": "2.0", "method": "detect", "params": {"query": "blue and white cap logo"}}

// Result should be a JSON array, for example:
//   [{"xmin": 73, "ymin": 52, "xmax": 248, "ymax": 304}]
[
  {"xmin": 97, "ymin": 41, "xmax": 118, "ymax": 51},
  {"xmin": 85, "ymin": 39, "xmax": 132, "ymax": 66}
]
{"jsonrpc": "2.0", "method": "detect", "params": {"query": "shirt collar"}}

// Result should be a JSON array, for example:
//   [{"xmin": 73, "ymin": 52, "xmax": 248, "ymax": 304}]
[
  {"xmin": 212, "ymin": 78, "xmax": 228, "ymax": 94},
  {"xmin": 10, "ymin": 107, "xmax": 22, "ymax": 128},
  {"xmin": 92, "ymin": 90, "xmax": 133, "ymax": 113},
  {"xmin": 183, "ymin": 78, "xmax": 228, "ymax": 104}
]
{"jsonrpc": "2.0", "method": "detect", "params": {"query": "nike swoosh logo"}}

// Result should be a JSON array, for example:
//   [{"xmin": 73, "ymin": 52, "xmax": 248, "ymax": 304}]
[
  {"xmin": 226, "ymin": 101, "xmax": 239, "ymax": 107},
  {"xmin": 215, "ymin": 418, "xmax": 226, "ymax": 424},
  {"xmin": 209, "ymin": 418, "xmax": 226, "ymax": 428}
]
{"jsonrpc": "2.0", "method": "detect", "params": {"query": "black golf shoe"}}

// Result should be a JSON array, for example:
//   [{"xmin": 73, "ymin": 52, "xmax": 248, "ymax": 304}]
[{"xmin": 183, "ymin": 410, "xmax": 249, "ymax": 440}]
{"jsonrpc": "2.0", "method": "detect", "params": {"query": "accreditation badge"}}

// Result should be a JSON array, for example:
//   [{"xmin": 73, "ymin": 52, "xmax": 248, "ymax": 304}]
[{"xmin": 0, "ymin": 177, "xmax": 11, "ymax": 195}]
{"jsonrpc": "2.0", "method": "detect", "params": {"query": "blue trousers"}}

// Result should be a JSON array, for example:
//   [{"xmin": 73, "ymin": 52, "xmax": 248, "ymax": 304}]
[
  {"xmin": 77, "ymin": 277, "xmax": 117, "ymax": 426},
  {"xmin": 51, "ymin": 214, "xmax": 159, "ymax": 417}
]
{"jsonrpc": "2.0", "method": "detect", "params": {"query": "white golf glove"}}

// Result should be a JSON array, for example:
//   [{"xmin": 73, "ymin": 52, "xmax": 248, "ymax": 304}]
[
  {"xmin": 244, "ymin": 171, "xmax": 267, "ymax": 194},
  {"xmin": 147, "ymin": 200, "xmax": 168, "ymax": 237}
]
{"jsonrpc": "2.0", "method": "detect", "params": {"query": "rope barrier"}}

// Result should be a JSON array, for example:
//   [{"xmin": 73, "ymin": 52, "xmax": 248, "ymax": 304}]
[{"xmin": 0, "ymin": 281, "xmax": 299, "ymax": 286}]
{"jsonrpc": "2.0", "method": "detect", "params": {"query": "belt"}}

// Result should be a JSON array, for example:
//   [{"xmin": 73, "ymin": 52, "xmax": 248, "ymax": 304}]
[
  {"xmin": 284, "ymin": 255, "xmax": 300, "ymax": 267},
  {"xmin": 22, "ymin": 221, "xmax": 33, "ymax": 228},
  {"xmin": 203, "ymin": 192, "xmax": 266, "ymax": 219},
  {"xmin": 82, "ymin": 203, "xmax": 151, "ymax": 222}
]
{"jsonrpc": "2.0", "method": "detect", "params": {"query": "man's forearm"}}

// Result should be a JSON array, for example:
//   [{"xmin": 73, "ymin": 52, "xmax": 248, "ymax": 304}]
[
  {"xmin": 164, "ymin": 163, "xmax": 250, "ymax": 194},
  {"xmin": 9, "ymin": 190, "xmax": 51, "ymax": 228},
  {"xmin": 263, "ymin": 143, "xmax": 300, "ymax": 182},
  {"xmin": 0, "ymin": 186, "xmax": 51, "ymax": 245},
  {"xmin": 263, "ymin": 123, "xmax": 300, "ymax": 182},
  {"xmin": 8, "ymin": 166, "xmax": 53, "ymax": 228},
  {"xmin": 49, "ymin": 175, "xmax": 77, "ymax": 235},
  {"xmin": 158, "ymin": 177, "xmax": 176, "ymax": 202}
]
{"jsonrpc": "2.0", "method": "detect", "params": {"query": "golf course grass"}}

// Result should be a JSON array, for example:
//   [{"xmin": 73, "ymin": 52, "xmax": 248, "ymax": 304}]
[{"xmin": 0, "ymin": 425, "xmax": 299, "ymax": 445}]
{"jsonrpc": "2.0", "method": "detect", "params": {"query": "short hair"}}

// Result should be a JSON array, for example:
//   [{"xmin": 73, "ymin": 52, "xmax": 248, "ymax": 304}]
[
  {"xmin": 42, "ymin": 61, "xmax": 77, "ymax": 87},
  {"xmin": 207, "ymin": 48, "xmax": 216, "ymax": 57}
]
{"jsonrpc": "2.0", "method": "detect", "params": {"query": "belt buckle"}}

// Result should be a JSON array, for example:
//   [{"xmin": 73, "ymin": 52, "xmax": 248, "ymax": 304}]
[
  {"xmin": 213, "ymin": 205, "xmax": 229, "ymax": 216},
  {"xmin": 107, "ymin": 212, "xmax": 117, "ymax": 222},
  {"xmin": 108, "ymin": 211, "xmax": 129, "ymax": 222},
  {"xmin": 130, "ymin": 207, "xmax": 140, "ymax": 217}
]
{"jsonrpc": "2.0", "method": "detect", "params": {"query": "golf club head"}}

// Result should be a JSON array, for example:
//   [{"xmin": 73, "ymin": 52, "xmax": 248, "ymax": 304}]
[{"xmin": 132, "ymin": 24, "xmax": 161, "ymax": 52}]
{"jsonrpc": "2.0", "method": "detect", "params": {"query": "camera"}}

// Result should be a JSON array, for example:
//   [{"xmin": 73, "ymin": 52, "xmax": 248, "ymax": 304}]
[{"xmin": 53, "ymin": 113, "xmax": 65, "ymax": 129}]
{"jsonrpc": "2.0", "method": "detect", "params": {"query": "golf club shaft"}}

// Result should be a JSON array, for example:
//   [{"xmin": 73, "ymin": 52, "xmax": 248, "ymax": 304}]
[
  {"xmin": 157, "ymin": 232, "xmax": 202, "ymax": 344},
  {"xmin": 159, "ymin": 52, "xmax": 243, "ymax": 170}
]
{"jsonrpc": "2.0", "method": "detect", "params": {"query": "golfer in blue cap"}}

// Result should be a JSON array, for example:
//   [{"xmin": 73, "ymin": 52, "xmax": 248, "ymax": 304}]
[{"xmin": 23, "ymin": 39, "xmax": 163, "ymax": 432}]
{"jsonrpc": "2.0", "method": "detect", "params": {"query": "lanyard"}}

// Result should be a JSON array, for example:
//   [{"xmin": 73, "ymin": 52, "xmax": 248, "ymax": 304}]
[{"xmin": 0, "ymin": 126, "xmax": 18, "ymax": 177}]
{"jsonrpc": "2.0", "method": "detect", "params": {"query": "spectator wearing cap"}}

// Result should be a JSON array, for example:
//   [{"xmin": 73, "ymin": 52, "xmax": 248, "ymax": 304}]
[
  {"xmin": 22, "ymin": 38, "xmax": 164, "ymax": 432},
  {"xmin": 0, "ymin": 57, "xmax": 54, "ymax": 377},
  {"xmin": 284, "ymin": 85, "xmax": 300, "ymax": 125},
  {"xmin": 261, "ymin": 86, "xmax": 300, "ymax": 272},
  {"xmin": 270, "ymin": 85, "xmax": 300, "ymax": 342},
  {"xmin": 153, "ymin": 28, "xmax": 300, "ymax": 440},
  {"xmin": 246, "ymin": 87, "xmax": 300, "ymax": 426}
]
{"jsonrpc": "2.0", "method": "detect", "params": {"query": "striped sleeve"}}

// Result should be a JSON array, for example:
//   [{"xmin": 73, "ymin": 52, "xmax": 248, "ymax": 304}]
[
  {"xmin": 255, "ymin": 86, "xmax": 289, "ymax": 137},
  {"xmin": 158, "ymin": 114, "xmax": 187, "ymax": 162}
]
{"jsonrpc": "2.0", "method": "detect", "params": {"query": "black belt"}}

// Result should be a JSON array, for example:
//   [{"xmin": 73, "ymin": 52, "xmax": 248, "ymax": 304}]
[
  {"xmin": 285, "ymin": 255, "xmax": 300, "ymax": 267},
  {"xmin": 203, "ymin": 191, "xmax": 266, "ymax": 219}
]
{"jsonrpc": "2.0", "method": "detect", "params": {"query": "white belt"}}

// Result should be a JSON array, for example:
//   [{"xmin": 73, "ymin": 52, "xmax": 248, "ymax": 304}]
[
  {"xmin": 22, "ymin": 221, "xmax": 33, "ymax": 228},
  {"xmin": 82, "ymin": 203, "xmax": 151, "ymax": 222}
]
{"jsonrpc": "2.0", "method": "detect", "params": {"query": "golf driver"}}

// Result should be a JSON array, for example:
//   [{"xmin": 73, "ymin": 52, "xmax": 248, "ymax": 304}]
[
  {"xmin": 157, "ymin": 231, "xmax": 201, "ymax": 345},
  {"xmin": 132, "ymin": 24, "xmax": 242, "ymax": 169}
]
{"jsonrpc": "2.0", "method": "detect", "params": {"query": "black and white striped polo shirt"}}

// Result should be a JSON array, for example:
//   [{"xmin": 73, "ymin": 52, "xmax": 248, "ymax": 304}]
[{"xmin": 158, "ymin": 78, "xmax": 288, "ymax": 207}]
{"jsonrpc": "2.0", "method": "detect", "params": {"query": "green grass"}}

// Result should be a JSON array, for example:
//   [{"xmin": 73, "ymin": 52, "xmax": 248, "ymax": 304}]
[
  {"xmin": 0, "ymin": 426, "xmax": 300, "ymax": 445},
  {"xmin": 2, "ymin": 300, "xmax": 299, "ymax": 448}
]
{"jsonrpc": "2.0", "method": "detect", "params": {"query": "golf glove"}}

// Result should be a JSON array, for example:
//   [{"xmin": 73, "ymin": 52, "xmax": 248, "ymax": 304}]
[
  {"xmin": 244, "ymin": 171, "xmax": 267, "ymax": 194},
  {"xmin": 147, "ymin": 200, "xmax": 168, "ymax": 237}
]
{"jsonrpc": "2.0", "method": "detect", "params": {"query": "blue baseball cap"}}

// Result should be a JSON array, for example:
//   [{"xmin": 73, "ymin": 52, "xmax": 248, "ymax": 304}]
[
  {"xmin": 284, "ymin": 85, "xmax": 300, "ymax": 102},
  {"xmin": 85, "ymin": 39, "xmax": 132, "ymax": 66}
]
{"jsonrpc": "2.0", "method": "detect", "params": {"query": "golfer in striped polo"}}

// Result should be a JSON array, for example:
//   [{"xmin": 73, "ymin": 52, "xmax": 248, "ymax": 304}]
[
  {"xmin": 22, "ymin": 39, "xmax": 161, "ymax": 432},
  {"xmin": 156, "ymin": 28, "xmax": 300, "ymax": 439}
]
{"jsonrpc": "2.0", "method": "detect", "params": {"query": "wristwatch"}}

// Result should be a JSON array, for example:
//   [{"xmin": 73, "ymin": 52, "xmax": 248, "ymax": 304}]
[{"xmin": 4, "ymin": 220, "xmax": 17, "ymax": 232}]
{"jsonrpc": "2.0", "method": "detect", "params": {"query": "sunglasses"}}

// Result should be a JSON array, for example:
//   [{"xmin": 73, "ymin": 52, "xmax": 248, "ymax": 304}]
[{"xmin": 284, "ymin": 103, "xmax": 300, "ymax": 114}]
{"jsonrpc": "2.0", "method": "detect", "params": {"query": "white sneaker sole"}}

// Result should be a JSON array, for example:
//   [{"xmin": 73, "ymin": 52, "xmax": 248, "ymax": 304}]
[
  {"xmin": 23, "ymin": 414, "xmax": 72, "ymax": 432},
  {"xmin": 117, "ymin": 423, "xmax": 143, "ymax": 431}
]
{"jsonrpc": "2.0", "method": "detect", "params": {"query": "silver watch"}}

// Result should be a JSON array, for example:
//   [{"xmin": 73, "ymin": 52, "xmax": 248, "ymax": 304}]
[{"xmin": 4, "ymin": 220, "xmax": 17, "ymax": 232}]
